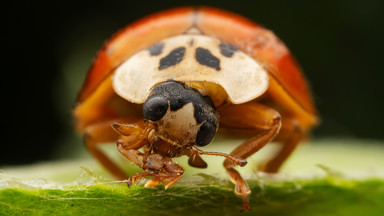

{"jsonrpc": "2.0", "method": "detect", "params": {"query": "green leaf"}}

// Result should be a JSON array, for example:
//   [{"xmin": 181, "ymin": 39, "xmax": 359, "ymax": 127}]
[{"xmin": 1, "ymin": 139, "xmax": 384, "ymax": 216}]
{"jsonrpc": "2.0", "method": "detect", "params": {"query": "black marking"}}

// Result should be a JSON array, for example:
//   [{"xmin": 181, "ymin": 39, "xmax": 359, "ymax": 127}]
[
  {"xmin": 219, "ymin": 43, "xmax": 238, "ymax": 57},
  {"xmin": 189, "ymin": 39, "xmax": 194, "ymax": 46},
  {"xmin": 195, "ymin": 47, "xmax": 221, "ymax": 71},
  {"xmin": 159, "ymin": 47, "xmax": 186, "ymax": 70},
  {"xmin": 144, "ymin": 81, "xmax": 219, "ymax": 146},
  {"xmin": 196, "ymin": 121, "xmax": 216, "ymax": 146},
  {"xmin": 143, "ymin": 96, "xmax": 169, "ymax": 121},
  {"xmin": 148, "ymin": 43, "xmax": 164, "ymax": 56},
  {"xmin": 146, "ymin": 81, "xmax": 218, "ymax": 123}
]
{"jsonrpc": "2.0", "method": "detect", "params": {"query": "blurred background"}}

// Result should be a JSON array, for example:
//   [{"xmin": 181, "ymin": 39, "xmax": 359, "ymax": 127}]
[{"xmin": 2, "ymin": 0, "xmax": 383, "ymax": 165}]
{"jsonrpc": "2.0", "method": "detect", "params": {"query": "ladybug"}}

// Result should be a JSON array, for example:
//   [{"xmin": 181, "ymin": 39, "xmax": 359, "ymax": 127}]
[{"xmin": 73, "ymin": 7, "xmax": 318, "ymax": 210}]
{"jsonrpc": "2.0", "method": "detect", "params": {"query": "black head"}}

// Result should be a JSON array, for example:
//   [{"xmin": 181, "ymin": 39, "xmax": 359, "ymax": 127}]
[{"xmin": 143, "ymin": 81, "xmax": 218, "ymax": 147}]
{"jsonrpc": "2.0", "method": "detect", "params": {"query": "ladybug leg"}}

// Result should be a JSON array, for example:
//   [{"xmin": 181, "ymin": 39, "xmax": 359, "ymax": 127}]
[
  {"xmin": 117, "ymin": 142, "xmax": 185, "ymax": 189},
  {"xmin": 126, "ymin": 172, "xmax": 158, "ymax": 187},
  {"xmin": 126, "ymin": 172, "xmax": 184, "ymax": 189},
  {"xmin": 186, "ymin": 152, "xmax": 208, "ymax": 168},
  {"xmin": 258, "ymin": 117, "xmax": 303, "ymax": 173},
  {"xmin": 84, "ymin": 118, "xmax": 144, "ymax": 180},
  {"xmin": 219, "ymin": 103, "xmax": 281, "ymax": 211}
]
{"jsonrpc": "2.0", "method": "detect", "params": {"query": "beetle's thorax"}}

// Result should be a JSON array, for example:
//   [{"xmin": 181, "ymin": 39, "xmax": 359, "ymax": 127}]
[{"xmin": 112, "ymin": 33, "xmax": 269, "ymax": 105}]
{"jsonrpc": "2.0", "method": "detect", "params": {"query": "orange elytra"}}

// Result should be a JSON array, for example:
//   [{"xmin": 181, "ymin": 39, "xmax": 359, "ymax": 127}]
[{"xmin": 73, "ymin": 7, "xmax": 318, "ymax": 211}]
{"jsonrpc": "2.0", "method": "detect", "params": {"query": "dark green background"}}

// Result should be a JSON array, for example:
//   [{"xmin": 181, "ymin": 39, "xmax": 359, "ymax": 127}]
[{"xmin": 2, "ymin": 0, "xmax": 383, "ymax": 165}]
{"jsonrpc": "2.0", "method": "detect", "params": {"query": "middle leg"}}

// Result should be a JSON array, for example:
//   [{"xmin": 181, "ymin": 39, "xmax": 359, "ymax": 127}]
[{"xmin": 219, "ymin": 102, "xmax": 282, "ymax": 210}]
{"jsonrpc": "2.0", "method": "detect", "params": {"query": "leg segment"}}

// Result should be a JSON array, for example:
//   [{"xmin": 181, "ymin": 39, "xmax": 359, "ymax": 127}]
[
  {"xmin": 258, "ymin": 117, "xmax": 303, "ymax": 173},
  {"xmin": 117, "ymin": 143, "xmax": 185, "ymax": 189},
  {"xmin": 83, "ymin": 117, "xmax": 142, "ymax": 180},
  {"xmin": 219, "ymin": 103, "xmax": 281, "ymax": 210}
]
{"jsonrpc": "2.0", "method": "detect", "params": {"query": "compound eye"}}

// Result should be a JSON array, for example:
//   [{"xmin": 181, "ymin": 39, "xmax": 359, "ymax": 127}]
[
  {"xmin": 196, "ymin": 121, "xmax": 216, "ymax": 146},
  {"xmin": 143, "ymin": 96, "xmax": 169, "ymax": 121}
]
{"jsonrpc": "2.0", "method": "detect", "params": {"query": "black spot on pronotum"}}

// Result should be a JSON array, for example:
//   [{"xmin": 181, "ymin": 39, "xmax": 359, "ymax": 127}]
[
  {"xmin": 148, "ymin": 43, "xmax": 164, "ymax": 56},
  {"xmin": 159, "ymin": 47, "xmax": 186, "ymax": 70},
  {"xmin": 189, "ymin": 39, "xmax": 194, "ymax": 46},
  {"xmin": 219, "ymin": 43, "xmax": 238, "ymax": 57},
  {"xmin": 195, "ymin": 47, "xmax": 220, "ymax": 71}
]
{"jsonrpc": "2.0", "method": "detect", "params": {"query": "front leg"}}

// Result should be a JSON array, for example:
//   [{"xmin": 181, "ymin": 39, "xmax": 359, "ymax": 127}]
[
  {"xmin": 219, "ymin": 103, "xmax": 281, "ymax": 211},
  {"xmin": 83, "ymin": 117, "xmax": 143, "ymax": 180},
  {"xmin": 116, "ymin": 135, "xmax": 184, "ymax": 189}
]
